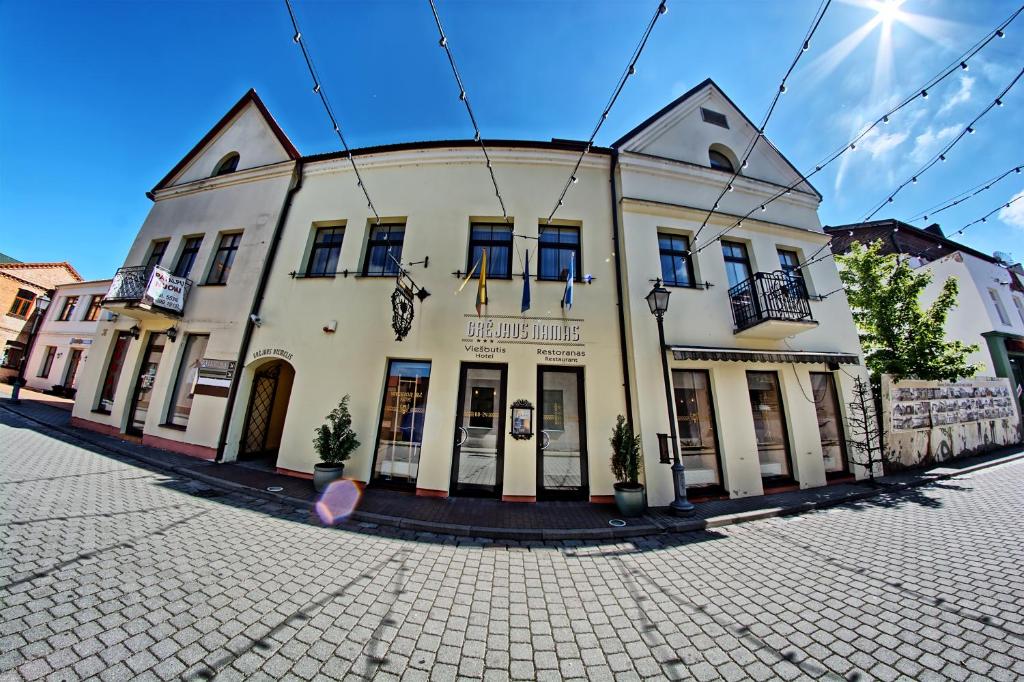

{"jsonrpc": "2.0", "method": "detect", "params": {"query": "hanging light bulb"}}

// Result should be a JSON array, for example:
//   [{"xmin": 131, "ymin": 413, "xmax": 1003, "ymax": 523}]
[
  {"xmin": 982, "ymin": 217, "xmax": 987, "ymax": 222},
  {"xmin": 939, "ymin": 154, "xmax": 947, "ymax": 162},
  {"xmin": 439, "ymin": 36, "xmax": 447, "ymax": 47},
  {"xmin": 960, "ymin": 62, "xmax": 969, "ymax": 71},
  {"xmin": 1015, "ymin": 167, "xmax": 1021, "ymax": 174},
  {"xmin": 887, "ymin": 196, "xmax": 894, "ymax": 203},
  {"xmin": 571, "ymin": 176, "xmax": 578, "ymax": 184},
  {"xmin": 923, "ymin": 215, "xmax": 928, "ymax": 221},
  {"xmin": 996, "ymin": 29, "xmax": 1005, "ymax": 38},
  {"xmin": 882, "ymin": 115, "xmax": 890, "ymax": 124},
  {"xmin": 292, "ymin": 32, "xmax": 301, "ymax": 43},
  {"xmin": 850, "ymin": 143, "xmax": 856, "ymax": 151},
  {"xmin": 967, "ymin": 126, "xmax": 975, "ymax": 134},
  {"xmin": 921, "ymin": 89, "xmax": 928, "ymax": 98},
  {"xmin": 912, "ymin": 177, "xmax": 917, "ymax": 184},
  {"xmin": 995, "ymin": 98, "xmax": 1004, "ymax": 107},
  {"xmin": 658, "ymin": 1, "xmax": 667, "ymax": 14},
  {"xmin": 714, "ymin": 202, "xmax": 720, "ymax": 209},
  {"xmin": 894, "ymin": 227, "xmax": 900, "ymax": 233},
  {"xmin": 848, "ymin": 231, "xmax": 854, "ymax": 237},
  {"xmin": 741, "ymin": 159, "xmax": 748, "ymax": 169},
  {"xmin": 727, "ymin": 184, "xmax": 734, "ymax": 192},
  {"xmin": 802, "ymin": 40, "xmax": 810, "ymax": 52},
  {"xmin": 760, "ymin": 205, "xmax": 766, "ymax": 212},
  {"xmin": 779, "ymin": 83, "xmax": 787, "ymax": 94},
  {"xmin": 628, "ymin": 64, "xmax": 636, "ymax": 76}
]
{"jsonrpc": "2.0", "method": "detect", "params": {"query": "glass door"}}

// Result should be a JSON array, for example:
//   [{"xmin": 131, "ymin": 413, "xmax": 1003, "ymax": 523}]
[
  {"xmin": 63, "ymin": 349, "xmax": 83, "ymax": 390},
  {"xmin": 745, "ymin": 371, "xmax": 794, "ymax": 483},
  {"xmin": 810, "ymin": 372, "xmax": 849, "ymax": 476},
  {"xmin": 537, "ymin": 367, "xmax": 588, "ymax": 500},
  {"xmin": 371, "ymin": 360, "xmax": 432, "ymax": 488},
  {"xmin": 127, "ymin": 333, "xmax": 166, "ymax": 435},
  {"xmin": 451, "ymin": 364, "xmax": 506, "ymax": 497}
]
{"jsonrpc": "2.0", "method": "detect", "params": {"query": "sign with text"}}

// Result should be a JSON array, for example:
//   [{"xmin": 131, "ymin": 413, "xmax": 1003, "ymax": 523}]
[
  {"xmin": 143, "ymin": 265, "xmax": 188, "ymax": 313},
  {"xmin": 462, "ymin": 315, "xmax": 586, "ymax": 363}
]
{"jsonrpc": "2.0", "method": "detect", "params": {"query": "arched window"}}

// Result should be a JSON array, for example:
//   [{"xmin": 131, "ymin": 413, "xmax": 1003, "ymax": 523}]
[
  {"xmin": 212, "ymin": 152, "xmax": 240, "ymax": 177},
  {"xmin": 708, "ymin": 149, "xmax": 734, "ymax": 173}
]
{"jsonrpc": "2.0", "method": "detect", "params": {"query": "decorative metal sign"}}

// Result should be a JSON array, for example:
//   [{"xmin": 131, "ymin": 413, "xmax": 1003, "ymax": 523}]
[
  {"xmin": 391, "ymin": 277, "xmax": 415, "ymax": 341},
  {"xmin": 509, "ymin": 399, "xmax": 534, "ymax": 440}
]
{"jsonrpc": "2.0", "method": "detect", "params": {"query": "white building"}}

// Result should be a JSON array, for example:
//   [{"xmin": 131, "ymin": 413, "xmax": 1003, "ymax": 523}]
[{"xmin": 22, "ymin": 279, "xmax": 113, "ymax": 396}]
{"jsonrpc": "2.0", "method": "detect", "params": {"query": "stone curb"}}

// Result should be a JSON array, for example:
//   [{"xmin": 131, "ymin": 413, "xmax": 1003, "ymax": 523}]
[{"xmin": 4, "ymin": 399, "xmax": 1023, "ymax": 542}]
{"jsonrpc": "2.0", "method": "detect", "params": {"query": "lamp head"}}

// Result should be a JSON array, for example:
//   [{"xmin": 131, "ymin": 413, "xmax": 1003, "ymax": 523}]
[
  {"xmin": 36, "ymin": 295, "xmax": 51, "ymax": 312},
  {"xmin": 645, "ymin": 279, "xmax": 670, "ymax": 316}
]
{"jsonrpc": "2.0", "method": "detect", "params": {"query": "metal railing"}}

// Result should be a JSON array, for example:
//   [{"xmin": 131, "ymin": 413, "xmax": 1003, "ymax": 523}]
[
  {"xmin": 104, "ymin": 266, "xmax": 192, "ymax": 315},
  {"xmin": 728, "ymin": 271, "xmax": 813, "ymax": 331}
]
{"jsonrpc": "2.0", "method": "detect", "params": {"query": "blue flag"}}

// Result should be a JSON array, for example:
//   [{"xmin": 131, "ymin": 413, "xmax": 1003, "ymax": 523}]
[
  {"xmin": 521, "ymin": 249, "xmax": 531, "ymax": 313},
  {"xmin": 562, "ymin": 253, "xmax": 575, "ymax": 310}
]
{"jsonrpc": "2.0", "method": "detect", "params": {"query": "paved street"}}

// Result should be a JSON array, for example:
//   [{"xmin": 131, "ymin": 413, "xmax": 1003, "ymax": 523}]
[{"xmin": 2, "ymin": 408, "xmax": 1023, "ymax": 682}]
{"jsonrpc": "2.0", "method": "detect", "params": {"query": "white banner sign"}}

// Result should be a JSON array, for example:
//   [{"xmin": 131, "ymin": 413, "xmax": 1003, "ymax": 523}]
[{"xmin": 144, "ymin": 265, "xmax": 187, "ymax": 313}]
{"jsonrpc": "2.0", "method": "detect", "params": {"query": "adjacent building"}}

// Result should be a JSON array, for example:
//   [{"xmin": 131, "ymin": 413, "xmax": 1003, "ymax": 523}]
[
  {"xmin": 71, "ymin": 80, "xmax": 869, "ymax": 506},
  {"xmin": 828, "ymin": 219, "xmax": 1024, "ymax": 414}
]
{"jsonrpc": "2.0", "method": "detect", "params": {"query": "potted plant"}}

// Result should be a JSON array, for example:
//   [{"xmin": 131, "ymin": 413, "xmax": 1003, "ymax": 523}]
[
  {"xmin": 610, "ymin": 415, "xmax": 645, "ymax": 517},
  {"xmin": 312, "ymin": 395, "xmax": 360, "ymax": 492}
]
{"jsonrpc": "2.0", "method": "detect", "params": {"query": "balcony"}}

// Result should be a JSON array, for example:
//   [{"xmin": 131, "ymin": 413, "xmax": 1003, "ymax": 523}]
[
  {"xmin": 728, "ymin": 271, "xmax": 817, "ymax": 339},
  {"xmin": 103, "ymin": 265, "xmax": 192, "ymax": 321}
]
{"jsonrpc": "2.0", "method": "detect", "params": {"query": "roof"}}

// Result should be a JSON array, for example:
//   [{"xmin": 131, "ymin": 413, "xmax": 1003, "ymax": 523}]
[
  {"xmin": 610, "ymin": 78, "xmax": 821, "ymax": 200},
  {"xmin": 0, "ymin": 252, "xmax": 20, "ymax": 264},
  {"xmin": 0, "ymin": 261, "xmax": 83, "ymax": 281},
  {"xmin": 825, "ymin": 219, "xmax": 1000, "ymax": 265},
  {"xmin": 152, "ymin": 89, "xmax": 301, "ymax": 193},
  {"xmin": 302, "ymin": 137, "xmax": 610, "ymax": 164}
]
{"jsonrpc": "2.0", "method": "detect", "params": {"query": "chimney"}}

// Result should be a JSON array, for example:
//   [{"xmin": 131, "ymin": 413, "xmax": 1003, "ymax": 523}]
[{"xmin": 923, "ymin": 224, "xmax": 944, "ymax": 237}]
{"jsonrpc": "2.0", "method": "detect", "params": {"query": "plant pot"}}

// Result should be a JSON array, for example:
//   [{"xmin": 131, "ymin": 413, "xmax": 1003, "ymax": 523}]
[
  {"xmin": 613, "ymin": 483, "xmax": 646, "ymax": 517},
  {"xmin": 313, "ymin": 463, "xmax": 345, "ymax": 492}
]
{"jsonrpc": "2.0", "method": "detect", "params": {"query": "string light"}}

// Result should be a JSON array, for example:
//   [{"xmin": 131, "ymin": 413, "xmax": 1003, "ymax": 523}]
[
  {"xmin": 545, "ymin": 0, "xmax": 669, "ymax": 223},
  {"xmin": 903, "ymin": 193, "xmax": 1024, "ymax": 261},
  {"xmin": 284, "ymin": 0, "xmax": 382, "ymax": 224}
]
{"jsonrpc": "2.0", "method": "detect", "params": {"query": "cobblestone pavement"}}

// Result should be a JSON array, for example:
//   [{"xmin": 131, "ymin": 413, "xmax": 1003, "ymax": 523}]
[{"xmin": 2, "ymin": 409, "xmax": 1023, "ymax": 681}]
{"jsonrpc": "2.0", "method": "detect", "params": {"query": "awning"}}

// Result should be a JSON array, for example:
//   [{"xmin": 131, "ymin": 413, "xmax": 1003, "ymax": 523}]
[{"xmin": 670, "ymin": 345, "xmax": 860, "ymax": 365}]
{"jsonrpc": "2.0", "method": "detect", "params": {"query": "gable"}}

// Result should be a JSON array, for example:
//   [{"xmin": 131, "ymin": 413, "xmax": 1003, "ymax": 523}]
[
  {"xmin": 614, "ymin": 80, "xmax": 818, "ymax": 198},
  {"xmin": 0, "ymin": 262, "xmax": 82, "ymax": 289},
  {"xmin": 155, "ymin": 89, "xmax": 299, "ymax": 191}
]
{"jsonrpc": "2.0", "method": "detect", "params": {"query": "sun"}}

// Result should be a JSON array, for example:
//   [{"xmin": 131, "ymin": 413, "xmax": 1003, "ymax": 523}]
[{"xmin": 872, "ymin": 0, "xmax": 907, "ymax": 26}]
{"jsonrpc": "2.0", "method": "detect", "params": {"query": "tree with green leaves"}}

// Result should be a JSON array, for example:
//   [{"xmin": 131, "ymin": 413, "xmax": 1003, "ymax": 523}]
[
  {"xmin": 836, "ymin": 240, "xmax": 980, "ymax": 381},
  {"xmin": 609, "ymin": 415, "xmax": 643, "ymax": 488}
]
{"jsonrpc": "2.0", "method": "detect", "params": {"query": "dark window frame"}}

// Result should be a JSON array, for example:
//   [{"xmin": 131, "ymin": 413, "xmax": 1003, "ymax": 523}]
[
  {"xmin": 466, "ymin": 223, "xmax": 513, "ymax": 279},
  {"xmin": 173, "ymin": 237, "xmax": 203, "ymax": 278},
  {"xmin": 38, "ymin": 346, "xmax": 57, "ymax": 378},
  {"xmin": 213, "ymin": 153, "xmax": 240, "ymax": 177},
  {"xmin": 164, "ymin": 333, "xmax": 210, "ymax": 428},
  {"xmin": 369, "ymin": 358, "xmax": 433, "ymax": 489},
  {"xmin": 85, "ymin": 295, "xmax": 103, "ymax": 322},
  {"xmin": 361, "ymin": 224, "xmax": 406, "ymax": 277},
  {"xmin": 777, "ymin": 248, "xmax": 808, "ymax": 296},
  {"xmin": 810, "ymin": 371, "xmax": 850, "ymax": 478},
  {"xmin": 305, "ymin": 226, "xmax": 346, "ymax": 277},
  {"xmin": 145, "ymin": 240, "xmax": 169, "ymax": 271},
  {"xmin": 672, "ymin": 368, "xmax": 726, "ymax": 494},
  {"xmin": 658, "ymin": 232, "xmax": 696, "ymax": 288},
  {"xmin": 745, "ymin": 370, "xmax": 796, "ymax": 485},
  {"xmin": 537, "ymin": 226, "xmax": 582, "ymax": 282},
  {"xmin": 8, "ymin": 289, "xmax": 35, "ymax": 318},
  {"xmin": 206, "ymin": 232, "xmax": 243, "ymax": 285},
  {"xmin": 722, "ymin": 240, "xmax": 753, "ymax": 288},
  {"xmin": 709, "ymin": 149, "xmax": 735, "ymax": 172},
  {"xmin": 57, "ymin": 296, "xmax": 79, "ymax": 322},
  {"xmin": 96, "ymin": 331, "xmax": 132, "ymax": 414}
]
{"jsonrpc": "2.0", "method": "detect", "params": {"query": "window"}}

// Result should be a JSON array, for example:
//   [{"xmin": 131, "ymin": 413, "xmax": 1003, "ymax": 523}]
[
  {"xmin": 811, "ymin": 372, "xmax": 848, "ymax": 476},
  {"xmin": 469, "ymin": 386, "xmax": 497, "ymax": 428},
  {"xmin": 709, "ymin": 149, "xmax": 734, "ymax": 172},
  {"xmin": 542, "ymin": 389, "xmax": 565, "ymax": 430},
  {"xmin": 207, "ymin": 233, "xmax": 242, "ymax": 285},
  {"xmin": 57, "ymin": 296, "xmax": 78, "ymax": 322},
  {"xmin": 673, "ymin": 369, "xmax": 723, "ymax": 490},
  {"xmin": 97, "ymin": 332, "xmax": 132, "ymax": 413},
  {"xmin": 8, "ymin": 289, "xmax": 35, "ymax": 318},
  {"xmin": 213, "ymin": 153, "xmax": 240, "ymax": 177},
  {"xmin": 989, "ymin": 289, "xmax": 1011, "ymax": 325},
  {"xmin": 722, "ymin": 240, "xmax": 753, "ymax": 288},
  {"xmin": 700, "ymin": 107, "xmax": 729, "ymax": 129},
  {"xmin": 538, "ymin": 226, "xmax": 581, "ymax": 281},
  {"xmin": 467, "ymin": 223, "xmax": 513, "ymax": 279},
  {"xmin": 38, "ymin": 346, "xmax": 57, "ymax": 378},
  {"xmin": 372, "ymin": 360, "xmax": 432, "ymax": 486},
  {"xmin": 173, "ymin": 237, "xmax": 203, "ymax": 278},
  {"xmin": 1015, "ymin": 297, "xmax": 1024, "ymax": 326},
  {"xmin": 746, "ymin": 371, "xmax": 793, "ymax": 482},
  {"xmin": 85, "ymin": 295, "xmax": 103, "ymax": 321},
  {"xmin": 777, "ymin": 248, "xmax": 807, "ymax": 296},
  {"xmin": 658, "ymin": 233, "xmax": 695, "ymax": 287},
  {"xmin": 305, "ymin": 226, "xmax": 345, "ymax": 276},
  {"xmin": 165, "ymin": 334, "xmax": 209, "ymax": 427},
  {"xmin": 362, "ymin": 224, "xmax": 405, "ymax": 276},
  {"xmin": 145, "ymin": 240, "xmax": 169, "ymax": 271}
]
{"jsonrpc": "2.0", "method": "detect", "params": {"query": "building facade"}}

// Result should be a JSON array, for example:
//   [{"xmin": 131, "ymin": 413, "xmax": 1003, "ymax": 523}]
[
  {"xmin": 72, "ymin": 80, "xmax": 869, "ymax": 506},
  {"xmin": 829, "ymin": 219, "xmax": 1024, "ymax": 415}
]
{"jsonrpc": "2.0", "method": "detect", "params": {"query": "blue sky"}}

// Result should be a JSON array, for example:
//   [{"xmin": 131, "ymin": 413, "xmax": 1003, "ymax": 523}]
[{"xmin": 2, "ymin": 0, "xmax": 1022, "ymax": 280}]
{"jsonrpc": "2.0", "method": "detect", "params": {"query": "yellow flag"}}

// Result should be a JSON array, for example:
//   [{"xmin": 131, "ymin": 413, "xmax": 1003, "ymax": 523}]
[
  {"xmin": 457, "ymin": 257, "xmax": 479, "ymax": 293},
  {"xmin": 476, "ymin": 248, "xmax": 488, "ymax": 316}
]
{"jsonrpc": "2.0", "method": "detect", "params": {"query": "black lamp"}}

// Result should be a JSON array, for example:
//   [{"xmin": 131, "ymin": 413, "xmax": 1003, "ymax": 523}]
[{"xmin": 645, "ymin": 279, "xmax": 670, "ymax": 317}]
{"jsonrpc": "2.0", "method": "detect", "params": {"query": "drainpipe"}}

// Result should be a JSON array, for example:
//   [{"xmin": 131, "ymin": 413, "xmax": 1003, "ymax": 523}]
[
  {"xmin": 215, "ymin": 159, "xmax": 305, "ymax": 462},
  {"xmin": 609, "ymin": 149, "xmax": 635, "ymax": 429}
]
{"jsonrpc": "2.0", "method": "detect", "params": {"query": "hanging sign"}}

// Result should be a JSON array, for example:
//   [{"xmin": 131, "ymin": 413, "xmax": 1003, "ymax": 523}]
[
  {"xmin": 391, "ymin": 277, "xmax": 415, "ymax": 341},
  {"xmin": 143, "ymin": 265, "xmax": 188, "ymax": 313}
]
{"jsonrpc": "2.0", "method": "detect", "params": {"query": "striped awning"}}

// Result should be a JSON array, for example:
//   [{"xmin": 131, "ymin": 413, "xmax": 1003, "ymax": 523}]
[{"xmin": 670, "ymin": 345, "xmax": 860, "ymax": 365}]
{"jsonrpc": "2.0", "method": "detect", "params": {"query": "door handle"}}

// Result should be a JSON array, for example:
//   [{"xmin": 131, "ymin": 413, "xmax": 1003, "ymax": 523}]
[
  {"xmin": 540, "ymin": 431, "xmax": 551, "ymax": 450},
  {"xmin": 455, "ymin": 426, "xmax": 468, "ymax": 447}
]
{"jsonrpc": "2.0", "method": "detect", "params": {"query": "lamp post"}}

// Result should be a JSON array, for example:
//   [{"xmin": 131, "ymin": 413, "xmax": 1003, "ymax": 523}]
[
  {"xmin": 10, "ymin": 293, "xmax": 51, "ymax": 405},
  {"xmin": 645, "ymin": 279, "xmax": 694, "ymax": 516}
]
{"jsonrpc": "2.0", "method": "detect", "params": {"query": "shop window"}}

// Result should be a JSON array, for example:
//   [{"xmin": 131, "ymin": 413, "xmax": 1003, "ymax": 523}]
[
  {"xmin": 85, "ymin": 295, "xmax": 103, "ymax": 322},
  {"xmin": 722, "ymin": 240, "xmax": 752, "ymax": 288},
  {"xmin": 658, "ymin": 233, "xmax": 694, "ymax": 287},
  {"xmin": 672, "ymin": 369, "xmax": 723, "ymax": 490},
  {"xmin": 811, "ymin": 372, "xmax": 848, "ymax": 476},
  {"xmin": 362, "ymin": 224, "xmax": 405, "ymax": 276},
  {"xmin": 8, "ymin": 289, "xmax": 35, "ymax": 318},
  {"xmin": 145, "ymin": 240, "xmax": 169, "ymax": 270},
  {"xmin": 165, "ymin": 334, "xmax": 209, "ymax": 427},
  {"xmin": 746, "ymin": 371, "xmax": 794, "ymax": 482},
  {"xmin": 372, "ymin": 360, "xmax": 431, "ymax": 486},
  {"xmin": 57, "ymin": 296, "xmax": 79, "ymax": 322},
  {"xmin": 306, "ymin": 226, "xmax": 345, "ymax": 276},
  {"xmin": 97, "ymin": 332, "xmax": 132, "ymax": 413},
  {"xmin": 989, "ymin": 289, "xmax": 1011, "ymax": 325},
  {"xmin": 38, "ymin": 346, "xmax": 57, "ymax": 378},
  {"xmin": 467, "ymin": 224, "xmax": 512, "ymax": 279},
  {"xmin": 207, "ymin": 232, "xmax": 242, "ymax": 285},
  {"xmin": 538, "ymin": 226, "xmax": 580, "ymax": 281},
  {"xmin": 173, "ymin": 237, "xmax": 203, "ymax": 278}
]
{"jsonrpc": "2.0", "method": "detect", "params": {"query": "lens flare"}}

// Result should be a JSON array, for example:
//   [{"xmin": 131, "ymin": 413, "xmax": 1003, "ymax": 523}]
[{"xmin": 315, "ymin": 479, "xmax": 362, "ymax": 525}]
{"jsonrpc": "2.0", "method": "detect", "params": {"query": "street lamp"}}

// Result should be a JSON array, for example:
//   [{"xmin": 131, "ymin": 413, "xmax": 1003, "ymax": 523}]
[
  {"xmin": 10, "ymin": 293, "xmax": 51, "ymax": 405},
  {"xmin": 645, "ymin": 279, "xmax": 694, "ymax": 516}
]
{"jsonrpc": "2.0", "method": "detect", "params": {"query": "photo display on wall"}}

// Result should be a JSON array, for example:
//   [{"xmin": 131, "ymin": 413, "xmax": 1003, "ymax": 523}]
[{"xmin": 890, "ymin": 382, "xmax": 1015, "ymax": 432}]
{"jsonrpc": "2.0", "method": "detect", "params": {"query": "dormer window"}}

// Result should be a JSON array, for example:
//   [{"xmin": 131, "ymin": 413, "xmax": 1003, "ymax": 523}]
[
  {"xmin": 708, "ymin": 149, "xmax": 734, "ymax": 173},
  {"xmin": 212, "ymin": 152, "xmax": 240, "ymax": 177}
]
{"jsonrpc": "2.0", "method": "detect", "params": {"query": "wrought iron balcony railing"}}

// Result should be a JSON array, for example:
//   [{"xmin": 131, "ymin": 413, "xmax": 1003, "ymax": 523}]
[
  {"xmin": 104, "ymin": 265, "xmax": 192, "ymax": 316},
  {"xmin": 728, "ymin": 271, "xmax": 813, "ymax": 331}
]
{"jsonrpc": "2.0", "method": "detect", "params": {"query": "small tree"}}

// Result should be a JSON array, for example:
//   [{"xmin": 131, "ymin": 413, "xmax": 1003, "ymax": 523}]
[
  {"xmin": 609, "ymin": 415, "xmax": 643, "ymax": 488},
  {"xmin": 837, "ymin": 240, "xmax": 980, "ymax": 381},
  {"xmin": 846, "ymin": 376, "xmax": 886, "ymax": 481},
  {"xmin": 313, "ymin": 395, "xmax": 360, "ymax": 466}
]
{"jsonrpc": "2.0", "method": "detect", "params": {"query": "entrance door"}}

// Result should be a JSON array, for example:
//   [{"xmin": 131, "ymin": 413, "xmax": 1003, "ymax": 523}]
[
  {"xmin": 451, "ymin": 364, "xmax": 507, "ymax": 497},
  {"xmin": 241, "ymin": 363, "xmax": 283, "ymax": 461},
  {"xmin": 126, "ymin": 333, "xmax": 166, "ymax": 435},
  {"xmin": 63, "ymin": 349, "xmax": 83, "ymax": 390},
  {"xmin": 537, "ymin": 367, "xmax": 588, "ymax": 500}
]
